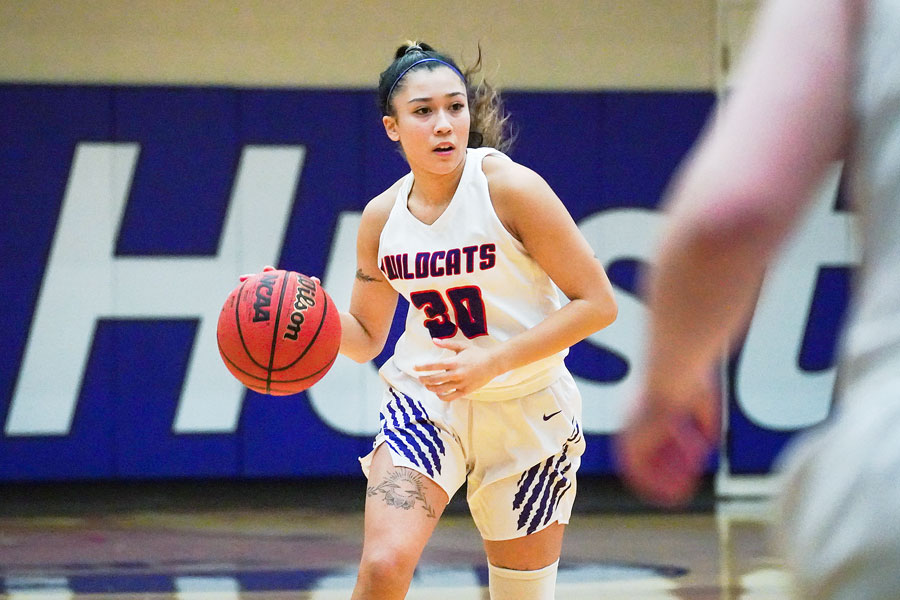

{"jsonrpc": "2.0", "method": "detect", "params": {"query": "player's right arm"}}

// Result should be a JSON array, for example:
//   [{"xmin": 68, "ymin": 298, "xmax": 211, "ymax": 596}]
[{"xmin": 338, "ymin": 186, "xmax": 399, "ymax": 363}]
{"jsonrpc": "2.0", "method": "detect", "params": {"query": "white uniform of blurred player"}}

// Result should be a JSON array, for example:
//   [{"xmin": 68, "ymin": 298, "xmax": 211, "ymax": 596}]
[
  {"xmin": 777, "ymin": 2, "xmax": 900, "ymax": 597},
  {"xmin": 615, "ymin": 0, "xmax": 900, "ymax": 597}
]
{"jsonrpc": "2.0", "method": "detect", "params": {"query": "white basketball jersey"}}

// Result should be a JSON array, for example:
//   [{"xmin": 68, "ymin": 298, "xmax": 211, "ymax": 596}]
[
  {"xmin": 839, "ymin": 0, "xmax": 900, "ymax": 406},
  {"xmin": 378, "ymin": 147, "xmax": 567, "ymax": 401}
]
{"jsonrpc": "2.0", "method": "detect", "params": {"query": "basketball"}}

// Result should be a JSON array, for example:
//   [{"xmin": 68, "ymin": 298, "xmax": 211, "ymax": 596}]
[{"xmin": 216, "ymin": 270, "xmax": 341, "ymax": 395}]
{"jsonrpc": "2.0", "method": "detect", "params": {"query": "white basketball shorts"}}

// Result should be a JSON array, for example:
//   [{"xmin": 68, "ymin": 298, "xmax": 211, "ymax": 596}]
[{"xmin": 359, "ymin": 366, "xmax": 585, "ymax": 541}]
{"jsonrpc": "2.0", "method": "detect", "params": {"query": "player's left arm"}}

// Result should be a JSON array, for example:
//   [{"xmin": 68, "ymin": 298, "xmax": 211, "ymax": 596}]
[{"xmin": 486, "ymin": 157, "xmax": 619, "ymax": 370}]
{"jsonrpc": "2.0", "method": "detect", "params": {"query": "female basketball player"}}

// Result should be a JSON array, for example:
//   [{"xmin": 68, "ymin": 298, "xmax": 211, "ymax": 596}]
[{"xmin": 335, "ymin": 42, "xmax": 617, "ymax": 600}]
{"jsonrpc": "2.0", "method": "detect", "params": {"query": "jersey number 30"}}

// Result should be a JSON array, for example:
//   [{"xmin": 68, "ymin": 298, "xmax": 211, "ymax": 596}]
[{"xmin": 410, "ymin": 286, "xmax": 488, "ymax": 339}]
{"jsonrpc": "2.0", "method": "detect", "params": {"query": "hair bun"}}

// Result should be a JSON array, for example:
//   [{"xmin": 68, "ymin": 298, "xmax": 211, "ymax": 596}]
[{"xmin": 394, "ymin": 41, "xmax": 434, "ymax": 59}]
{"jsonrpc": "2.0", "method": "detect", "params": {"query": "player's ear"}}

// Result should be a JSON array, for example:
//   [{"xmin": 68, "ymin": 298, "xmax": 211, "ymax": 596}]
[{"xmin": 382, "ymin": 115, "xmax": 400, "ymax": 142}]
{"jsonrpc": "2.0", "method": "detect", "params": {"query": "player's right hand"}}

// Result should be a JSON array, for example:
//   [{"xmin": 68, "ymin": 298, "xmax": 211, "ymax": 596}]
[{"xmin": 239, "ymin": 265, "xmax": 276, "ymax": 282}]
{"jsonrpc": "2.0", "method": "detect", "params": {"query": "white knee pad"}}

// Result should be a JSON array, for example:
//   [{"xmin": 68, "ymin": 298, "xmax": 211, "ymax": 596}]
[{"xmin": 488, "ymin": 559, "xmax": 559, "ymax": 600}]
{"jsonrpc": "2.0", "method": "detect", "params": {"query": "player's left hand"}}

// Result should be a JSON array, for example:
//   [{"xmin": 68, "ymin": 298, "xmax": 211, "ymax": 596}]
[{"xmin": 414, "ymin": 338, "xmax": 500, "ymax": 402}]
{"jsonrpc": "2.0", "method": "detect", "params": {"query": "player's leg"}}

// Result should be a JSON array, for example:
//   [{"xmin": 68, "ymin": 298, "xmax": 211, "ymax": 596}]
[
  {"xmin": 468, "ymin": 373, "xmax": 585, "ymax": 600},
  {"xmin": 352, "ymin": 443, "xmax": 450, "ymax": 600},
  {"xmin": 472, "ymin": 445, "xmax": 580, "ymax": 600},
  {"xmin": 483, "ymin": 522, "xmax": 564, "ymax": 600}
]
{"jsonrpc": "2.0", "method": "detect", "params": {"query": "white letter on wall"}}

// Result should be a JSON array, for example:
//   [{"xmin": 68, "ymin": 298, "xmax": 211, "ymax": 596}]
[{"xmin": 6, "ymin": 142, "xmax": 304, "ymax": 435}]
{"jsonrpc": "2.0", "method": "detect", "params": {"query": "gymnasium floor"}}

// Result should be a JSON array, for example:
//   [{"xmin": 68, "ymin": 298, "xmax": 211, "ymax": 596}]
[{"xmin": 0, "ymin": 478, "xmax": 789, "ymax": 599}]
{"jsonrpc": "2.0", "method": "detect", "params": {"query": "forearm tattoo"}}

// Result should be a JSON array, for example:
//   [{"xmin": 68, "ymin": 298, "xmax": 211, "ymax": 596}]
[
  {"xmin": 367, "ymin": 469, "xmax": 437, "ymax": 519},
  {"xmin": 356, "ymin": 268, "xmax": 381, "ymax": 283}
]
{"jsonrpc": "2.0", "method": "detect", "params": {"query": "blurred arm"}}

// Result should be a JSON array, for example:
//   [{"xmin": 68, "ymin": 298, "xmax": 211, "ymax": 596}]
[
  {"xmin": 617, "ymin": 0, "xmax": 860, "ymax": 507},
  {"xmin": 643, "ymin": 0, "xmax": 857, "ymax": 399}
]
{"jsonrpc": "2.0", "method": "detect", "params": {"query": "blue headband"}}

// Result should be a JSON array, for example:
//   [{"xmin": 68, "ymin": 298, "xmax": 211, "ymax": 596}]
[{"xmin": 387, "ymin": 57, "xmax": 466, "ymax": 102}]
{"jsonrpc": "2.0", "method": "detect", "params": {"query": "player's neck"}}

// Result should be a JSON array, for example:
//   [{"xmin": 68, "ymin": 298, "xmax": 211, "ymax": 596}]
[{"xmin": 408, "ymin": 157, "xmax": 466, "ymax": 208}]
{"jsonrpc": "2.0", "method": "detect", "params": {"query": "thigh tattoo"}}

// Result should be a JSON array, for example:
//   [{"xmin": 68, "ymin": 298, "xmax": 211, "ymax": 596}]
[{"xmin": 367, "ymin": 468, "xmax": 437, "ymax": 519}]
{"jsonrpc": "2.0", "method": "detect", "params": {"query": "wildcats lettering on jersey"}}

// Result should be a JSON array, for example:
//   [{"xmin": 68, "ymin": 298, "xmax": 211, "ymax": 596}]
[{"xmin": 381, "ymin": 244, "xmax": 496, "ymax": 280}]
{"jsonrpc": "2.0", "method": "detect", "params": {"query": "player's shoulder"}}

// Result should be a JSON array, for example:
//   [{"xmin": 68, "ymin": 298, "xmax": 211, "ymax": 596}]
[
  {"xmin": 482, "ymin": 153, "xmax": 548, "ymax": 199},
  {"xmin": 481, "ymin": 152, "xmax": 555, "ymax": 224},
  {"xmin": 360, "ymin": 177, "xmax": 403, "ymax": 231},
  {"xmin": 480, "ymin": 152, "xmax": 564, "ymax": 240}
]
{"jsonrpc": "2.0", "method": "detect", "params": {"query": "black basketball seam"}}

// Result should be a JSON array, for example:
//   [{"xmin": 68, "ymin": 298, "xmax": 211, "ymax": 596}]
[
  {"xmin": 268, "ymin": 351, "xmax": 337, "ymax": 384},
  {"xmin": 233, "ymin": 279, "xmax": 270, "ymax": 370},
  {"xmin": 217, "ymin": 337, "xmax": 268, "ymax": 381},
  {"xmin": 219, "ymin": 338, "xmax": 336, "ymax": 389},
  {"xmin": 271, "ymin": 282, "xmax": 332, "ymax": 372},
  {"xmin": 266, "ymin": 270, "xmax": 292, "ymax": 393},
  {"xmin": 234, "ymin": 280, "xmax": 255, "ymax": 366}
]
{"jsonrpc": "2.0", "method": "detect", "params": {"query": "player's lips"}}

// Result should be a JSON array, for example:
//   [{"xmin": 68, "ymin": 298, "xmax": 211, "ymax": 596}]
[{"xmin": 433, "ymin": 143, "xmax": 455, "ymax": 154}]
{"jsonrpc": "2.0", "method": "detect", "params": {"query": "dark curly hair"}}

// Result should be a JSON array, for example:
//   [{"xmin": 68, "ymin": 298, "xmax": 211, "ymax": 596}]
[{"xmin": 377, "ymin": 41, "xmax": 512, "ymax": 152}]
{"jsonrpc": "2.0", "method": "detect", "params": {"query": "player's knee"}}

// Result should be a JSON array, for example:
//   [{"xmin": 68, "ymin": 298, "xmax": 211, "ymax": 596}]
[
  {"xmin": 488, "ymin": 559, "xmax": 558, "ymax": 600},
  {"xmin": 357, "ymin": 548, "xmax": 417, "ymax": 586}
]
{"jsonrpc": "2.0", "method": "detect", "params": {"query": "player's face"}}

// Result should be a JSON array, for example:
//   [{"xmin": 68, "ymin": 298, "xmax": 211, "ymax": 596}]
[{"xmin": 383, "ymin": 66, "xmax": 470, "ymax": 175}]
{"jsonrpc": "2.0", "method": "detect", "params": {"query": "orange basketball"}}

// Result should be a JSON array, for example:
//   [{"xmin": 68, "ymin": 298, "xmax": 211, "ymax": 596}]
[{"xmin": 216, "ymin": 270, "xmax": 341, "ymax": 395}]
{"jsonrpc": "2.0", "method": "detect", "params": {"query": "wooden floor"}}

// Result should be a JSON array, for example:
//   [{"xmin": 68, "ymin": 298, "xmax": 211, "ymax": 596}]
[{"xmin": 0, "ymin": 478, "xmax": 790, "ymax": 599}]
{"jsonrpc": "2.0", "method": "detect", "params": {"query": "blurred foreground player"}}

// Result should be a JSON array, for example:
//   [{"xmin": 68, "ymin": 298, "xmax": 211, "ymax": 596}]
[{"xmin": 616, "ymin": 0, "xmax": 900, "ymax": 597}]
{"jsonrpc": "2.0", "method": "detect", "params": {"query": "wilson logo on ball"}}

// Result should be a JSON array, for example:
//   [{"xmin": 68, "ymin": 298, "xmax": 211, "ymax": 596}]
[{"xmin": 284, "ymin": 274, "xmax": 317, "ymax": 341}]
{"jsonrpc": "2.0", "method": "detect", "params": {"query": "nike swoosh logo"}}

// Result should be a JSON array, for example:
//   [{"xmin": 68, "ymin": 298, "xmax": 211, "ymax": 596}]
[{"xmin": 542, "ymin": 410, "xmax": 562, "ymax": 421}]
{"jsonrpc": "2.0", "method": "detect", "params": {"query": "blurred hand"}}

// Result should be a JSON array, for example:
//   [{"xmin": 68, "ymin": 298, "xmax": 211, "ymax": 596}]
[
  {"xmin": 414, "ymin": 338, "xmax": 501, "ymax": 402},
  {"xmin": 615, "ymin": 378, "xmax": 720, "ymax": 508}
]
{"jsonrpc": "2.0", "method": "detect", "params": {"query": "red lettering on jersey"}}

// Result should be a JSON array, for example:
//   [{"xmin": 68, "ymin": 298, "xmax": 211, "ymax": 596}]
[
  {"xmin": 386, "ymin": 245, "xmax": 496, "ymax": 281},
  {"xmin": 479, "ymin": 243, "xmax": 496, "ymax": 270},
  {"xmin": 381, "ymin": 255, "xmax": 399, "ymax": 280},
  {"xmin": 429, "ymin": 250, "xmax": 446, "ymax": 277},
  {"xmin": 415, "ymin": 252, "xmax": 429, "ymax": 278},
  {"xmin": 400, "ymin": 253, "xmax": 414, "ymax": 279},
  {"xmin": 445, "ymin": 248, "xmax": 461, "ymax": 275},
  {"xmin": 462, "ymin": 245, "xmax": 478, "ymax": 273}
]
